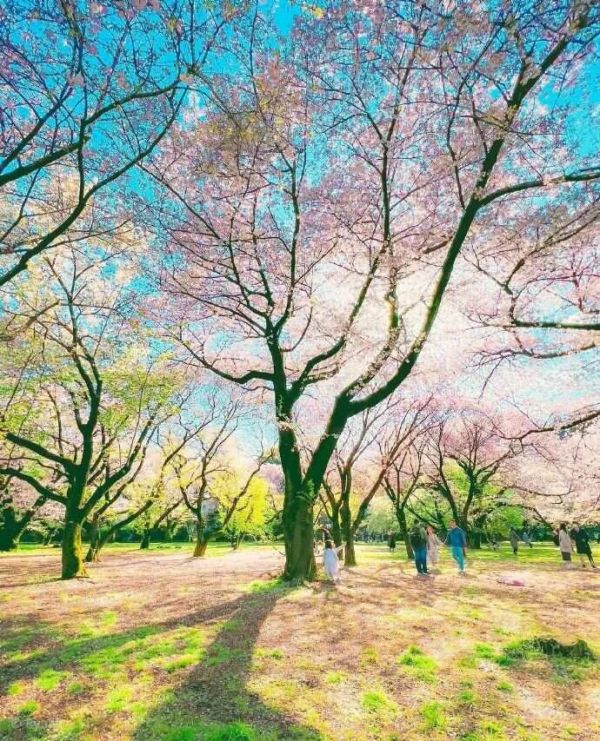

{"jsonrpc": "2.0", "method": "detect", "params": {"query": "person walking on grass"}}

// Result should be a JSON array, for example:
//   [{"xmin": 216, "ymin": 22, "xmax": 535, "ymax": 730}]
[
  {"xmin": 558, "ymin": 523, "xmax": 574, "ymax": 568},
  {"xmin": 410, "ymin": 524, "xmax": 429, "ymax": 577},
  {"xmin": 446, "ymin": 520, "xmax": 467, "ymax": 575},
  {"xmin": 426, "ymin": 525, "xmax": 442, "ymax": 571},
  {"xmin": 322, "ymin": 540, "xmax": 344, "ymax": 584},
  {"xmin": 509, "ymin": 527, "xmax": 520, "ymax": 556},
  {"xmin": 571, "ymin": 524, "xmax": 596, "ymax": 569},
  {"xmin": 387, "ymin": 531, "xmax": 397, "ymax": 552}
]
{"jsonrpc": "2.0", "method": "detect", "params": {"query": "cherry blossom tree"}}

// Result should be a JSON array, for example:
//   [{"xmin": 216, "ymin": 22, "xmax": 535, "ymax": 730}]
[
  {"xmin": 322, "ymin": 397, "xmax": 433, "ymax": 565},
  {"xmin": 144, "ymin": 1, "xmax": 600, "ymax": 580},
  {"xmin": 0, "ymin": 247, "xmax": 181, "ymax": 577},
  {"xmin": 0, "ymin": 0, "xmax": 239, "ymax": 288}
]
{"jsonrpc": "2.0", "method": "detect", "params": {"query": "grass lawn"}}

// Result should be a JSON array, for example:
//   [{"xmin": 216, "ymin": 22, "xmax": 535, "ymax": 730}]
[{"xmin": 1, "ymin": 542, "xmax": 599, "ymax": 740}]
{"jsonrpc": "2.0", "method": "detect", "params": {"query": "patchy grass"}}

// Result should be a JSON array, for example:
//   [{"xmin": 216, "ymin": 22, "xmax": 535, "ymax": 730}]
[
  {"xmin": 1, "ymin": 542, "xmax": 599, "ymax": 740},
  {"xmin": 397, "ymin": 644, "xmax": 438, "ymax": 683}
]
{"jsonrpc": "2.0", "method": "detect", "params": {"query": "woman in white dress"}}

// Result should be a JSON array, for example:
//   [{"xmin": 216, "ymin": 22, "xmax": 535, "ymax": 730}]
[
  {"xmin": 323, "ymin": 540, "xmax": 344, "ymax": 584},
  {"xmin": 426, "ymin": 526, "xmax": 442, "ymax": 570}
]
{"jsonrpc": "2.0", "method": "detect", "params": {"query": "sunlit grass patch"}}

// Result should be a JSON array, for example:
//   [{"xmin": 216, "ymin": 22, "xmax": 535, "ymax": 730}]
[
  {"xmin": 419, "ymin": 700, "xmax": 447, "ymax": 731},
  {"xmin": 8, "ymin": 681, "xmax": 26, "ymax": 696},
  {"xmin": 53, "ymin": 710, "xmax": 91, "ymax": 740},
  {"xmin": 35, "ymin": 668, "xmax": 67, "ymax": 691},
  {"xmin": 397, "ymin": 644, "xmax": 438, "ymax": 683},
  {"xmin": 18, "ymin": 699, "xmax": 39, "ymax": 716},
  {"xmin": 360, "ymin": 646, "xmax": 379, "ymax": 666},
  {"xmin": 325, "ymin": 670, "xmax": 347, "ymax": 685},
  {"xmin": 361, "ymin": 688, "xmax": 399, "ymax": 720},
  {"xmin": 244, "ymin": 577, "xmax": 289, "ymax": 595},
  {"xmin": 254, "ymin": 647, "xmax": 284, "ymax": 660},
  {"xmin": 105, "ymin": 685, "xmax": 134, "ymax": 713}
]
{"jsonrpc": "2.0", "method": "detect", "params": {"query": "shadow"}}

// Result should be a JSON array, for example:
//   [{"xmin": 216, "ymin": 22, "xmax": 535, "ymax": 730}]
[
  {"xmin": 0, "ymin": 583, "xmax": 322, "ymax": 739},
  {"xmin": 0, "ymin": 576, "xmax": 62, "ymax": 589},
  {"xmin": 0, "ymin": 596, "xmax": 254, "ymax": 693},
  {"xmin": 133, "ymin": 584, "xmax": 322, "ymax": 740}
]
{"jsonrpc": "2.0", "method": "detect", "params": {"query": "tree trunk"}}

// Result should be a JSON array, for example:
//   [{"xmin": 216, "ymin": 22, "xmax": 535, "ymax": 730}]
[
  {"xmin": 140, "ymin": 528, "xmax": 151, "ymax": 550},
  {"xmin": 193, "ymin": 520, "xmax": 209, "ymax": 557},
  {"xmin": 396, "ymin": 507, "xmax": 413, "ymax": 559},
  {"xmin": 62, "ymin": 519, "xmax": 87, "ymax": 579},
  {"xmin": 330, "ymin": 510, "xmax": 342, "ymax": 547},
  {"xmin": 467, "ymin": 530, "xmax": 482, "ymax": 549},
  {"xmin": 85, "ymin": 516, "xmax": 101, "ymax": 562},
  {"xmin": 282, "ymin": 496, "xmax": 316, "ymax": 582},
  {"xmin": 0, "ymin": 506, "xmax": 22, "ymax": 551},
  {"xmin": 0, "ymin": 522, "xmax": 20, "ymax": 551},
  {"xmin": 344, "ymin": 529, "xmax": 357, "ymax": 567},
  {"xmin": 340, "ymin": 495, "xmax": 356, "ymax": 567}
]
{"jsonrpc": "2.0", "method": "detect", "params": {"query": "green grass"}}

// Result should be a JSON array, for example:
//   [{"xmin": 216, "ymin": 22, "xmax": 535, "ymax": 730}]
[
  {"xmin": 2, "ymin": 542, "xmax": 599, "ymax": 741},
  {"xmin": 419, "ymin": 701, "xmax": 447, "ymax": 731},
  {"xmin": 361, "ymin": 688, "xmax": 398, "ymax": 720},
  {"xmin": 397, "ymin": 644, "xmax": 438, "ymax": 683}
]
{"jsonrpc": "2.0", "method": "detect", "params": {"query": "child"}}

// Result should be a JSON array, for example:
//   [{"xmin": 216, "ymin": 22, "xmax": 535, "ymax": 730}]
[{"xmin": 323, "ymin": 540, "xmax": 344, "ymax": 584}]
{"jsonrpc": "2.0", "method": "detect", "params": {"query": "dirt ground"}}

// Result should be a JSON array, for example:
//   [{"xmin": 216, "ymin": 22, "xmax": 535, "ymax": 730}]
[{"xmin": 1, "ymin": 544, "xmax": 599, "ymax": 740}]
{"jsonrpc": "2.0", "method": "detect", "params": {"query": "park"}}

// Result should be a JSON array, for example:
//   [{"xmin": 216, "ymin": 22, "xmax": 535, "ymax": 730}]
[{"xmin": 1, "ymin": 0, "xmax": 600, "ymax": 739}]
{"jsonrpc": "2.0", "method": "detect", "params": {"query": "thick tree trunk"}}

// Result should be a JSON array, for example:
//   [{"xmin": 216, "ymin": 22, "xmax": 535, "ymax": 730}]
[
  {"xmin": 344, "ymin": 529, "xmax": 357, "ymax": 567},
  {"xmin": 193, "ymin": 520, "xmax": 209, "ymax": 557},
  {"xmin": 0, "ymin": 522, "xmax": 20, "ymax": 551},
  {"xmin": 0, "ymin": 506, "xmax": 23, "ymax": 551},
  {"xmin": 140, "ymin": 528, "xmax": 151, "ymax": 550},
  {"xmin": 62, "ymin": 519, "xmax": 87, "ymax": 579},
  {"xmin": 395, "ymin": 507, "xmax": 413, "ymax": 559},
  {"xmin": 282, "ymin": 497, "xmax": 316, "ymax": 582}
]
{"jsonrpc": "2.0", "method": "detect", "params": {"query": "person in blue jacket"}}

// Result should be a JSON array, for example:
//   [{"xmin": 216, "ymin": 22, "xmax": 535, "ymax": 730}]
[{"xmin": 446, "ymin": 520, "xmax": 467, "ymax": 574}]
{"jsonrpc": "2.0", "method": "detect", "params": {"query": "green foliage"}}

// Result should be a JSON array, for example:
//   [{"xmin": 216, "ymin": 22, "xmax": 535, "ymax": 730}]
[{"xmin": 363, "ymin": 498, "xmax": 397, "ymax": 536}]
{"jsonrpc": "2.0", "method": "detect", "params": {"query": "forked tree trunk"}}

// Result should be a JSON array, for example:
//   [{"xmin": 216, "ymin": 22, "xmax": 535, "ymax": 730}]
[{"xmin": 62, "ymin": 519, "xmax": 87, "ymax": 579}]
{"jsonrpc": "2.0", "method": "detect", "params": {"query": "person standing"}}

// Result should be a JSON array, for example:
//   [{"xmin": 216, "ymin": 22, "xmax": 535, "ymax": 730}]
[
  {"xmin": 558, "ymin": 523, "xmax": 574, "ymax": 567},
  {"xmin": 426, "ymin": 525, "xmax": 442, "ymax": 570},
  {"xmin": 387, "ymin": 531, "xmax": 397, "ymax": 552},
  {"xmin": 322, "ymin": 540, "xmax": 344, "ymax": 584},
  {"xmin": 410, "ymin": 524, "xmax": 429, "ymax": 576},
  {"xmin": 446, "ymin": 520, "xmax": 467, "ymax": 575},
  {"xmin": 509, "ymin": 528, "xmax": 520, "ymax": 556},
  {"xmin": 571, "ymin": 524, "xmax": 596, "ymax": 568}
]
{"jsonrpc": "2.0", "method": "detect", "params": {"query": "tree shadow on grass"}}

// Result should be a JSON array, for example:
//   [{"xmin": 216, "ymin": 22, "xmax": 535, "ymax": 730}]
[
  {"xmin": 132, "ymin": 581, "xmax": 322, "ymax": 740},
  {"xmin": 0, "ymin": 584, "xmax": 322, "ymax": 740}
]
